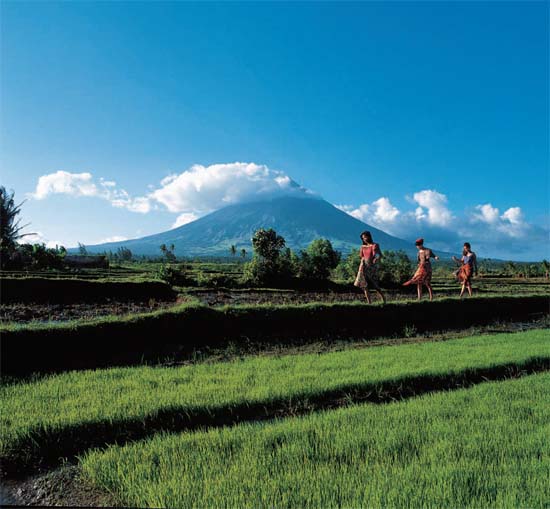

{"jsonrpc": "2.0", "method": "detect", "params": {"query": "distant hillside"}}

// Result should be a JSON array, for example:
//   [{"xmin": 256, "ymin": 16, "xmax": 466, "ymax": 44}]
[{"xmin": 81, "ymin": 196, "xmax": 418, "ymax": 257}]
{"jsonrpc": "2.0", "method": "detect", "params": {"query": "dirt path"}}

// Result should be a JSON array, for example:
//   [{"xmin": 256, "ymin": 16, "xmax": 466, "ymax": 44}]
[{"xmin": 1, "ymin": 466, "xmax": 115, "ymax": 507}]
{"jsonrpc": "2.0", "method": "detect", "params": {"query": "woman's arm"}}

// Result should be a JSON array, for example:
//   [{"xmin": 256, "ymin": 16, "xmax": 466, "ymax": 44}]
[{"xmin": 373, "ymin": 243, "xmax": 382, "ymax": 264}]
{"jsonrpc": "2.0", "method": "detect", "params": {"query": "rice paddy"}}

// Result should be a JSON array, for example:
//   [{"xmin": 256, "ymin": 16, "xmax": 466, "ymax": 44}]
[
  {"xmin": 81, "ymin": 372, "xmax": 550, "ymax": 508},
  {"xmin": 1, "ymin": 330, "xmax": 548, "ymax": 474}
]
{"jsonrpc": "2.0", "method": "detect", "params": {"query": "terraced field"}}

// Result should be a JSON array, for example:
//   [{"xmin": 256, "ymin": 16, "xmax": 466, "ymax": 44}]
[{"xmin": 1, "ymin": 328, "xmax": 549, "ymax": 507}]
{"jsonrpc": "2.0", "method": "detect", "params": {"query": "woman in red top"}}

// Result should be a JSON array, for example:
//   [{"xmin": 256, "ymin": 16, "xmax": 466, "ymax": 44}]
[
  {"xmin": 403, "ymin": 238, "xmax": 439, "ymax": 301},
  {"xmin": 354, "ymin": 231, "xmax": 386, "ymax": 304}
]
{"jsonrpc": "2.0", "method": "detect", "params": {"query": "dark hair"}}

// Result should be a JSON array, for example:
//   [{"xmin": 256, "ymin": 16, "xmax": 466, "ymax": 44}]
[
  {"xmin": 360, "ymin": 231, "xmax": 373, "ymax": 244},
  {"xmin": 415, "ymin": 238, "xmax": 424, "ymax": 246},
  {"xmin": 464, "ymin": 242, "xmax": 471, "ymax": 249}
]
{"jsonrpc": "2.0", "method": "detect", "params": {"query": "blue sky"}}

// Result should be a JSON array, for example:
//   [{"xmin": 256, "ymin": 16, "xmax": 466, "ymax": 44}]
[{"xmin": 1, "ymin": 1, "xmax": 548, "ymax": 260}]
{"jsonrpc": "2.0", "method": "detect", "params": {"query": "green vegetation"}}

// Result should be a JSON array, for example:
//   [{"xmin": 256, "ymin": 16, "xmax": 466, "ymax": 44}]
[
  {"xmin": 2, "ymin": 295, "xmax": 547, "ymax": 375},
  {"xmin": 82, "ymin": 373, "xmax": 550, "ymax": 508},
  {"xmin": 81, "ymin": 372, "xmax": 550, "ymax": 508},
  {"xmin": 8, "ymin": 243, "xmax": 67, "ymax": 270},
  {"xmin": 243, "ymin": 228, "xmax": 294, "ymax": 286},
  {"xmin": 0, "ymin": 186, "xmax": 32, "ymax": 268},
  {"xmin": 159, "ymin": 243, "xmax": 176, "ymax": 262},
  {"xmin": 1, "ymin": 330, "xmax": 548, "ymax": 472},
  {"xmin": 296, "ymin": 238, "xmax": 341, "ymax": 280}
]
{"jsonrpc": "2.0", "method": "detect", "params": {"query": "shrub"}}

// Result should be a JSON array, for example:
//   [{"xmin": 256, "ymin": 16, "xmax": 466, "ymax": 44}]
[
  {"xmin": 7, "ymin": 243, "xmax": 67, "ymax": 270},
  {"xmin": 333, "ymin": 250, "xmax": 361, "ymax": 281},
  {"xmin": 156, "ymin": 264, "xmax": 190, "ymax": 286},
  {"xmin": 297, "ymin": 239, "xmax": 341, "ymax": 281},
  {"xmin": 196, "ymin": 271, "xmax": 237, "ymax": 288},
  {"xmin": 376, "ymin": 250, "xmax": 413, "ymax": 288},
  {"xmin": 243, "ymin": 229, "xmax": 296, "ymax": 287}
]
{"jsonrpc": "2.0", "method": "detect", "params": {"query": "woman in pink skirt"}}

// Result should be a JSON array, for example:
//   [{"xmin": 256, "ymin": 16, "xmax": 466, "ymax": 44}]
[{"xmin": 354, "ymin": 231, "xmax": 386, "ymax": 304}]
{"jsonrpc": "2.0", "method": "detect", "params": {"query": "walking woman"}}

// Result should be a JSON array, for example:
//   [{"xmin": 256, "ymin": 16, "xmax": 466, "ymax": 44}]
[
  {"xmin": 403, "ymin": 238, "xmax": 439, "ymax": 301},
  {"xmin": 453, "ymin": 242, "xmax": 478, "ymax": 297},
  {"xmin": 354, "ymin": 231, "xmax": 386, "ymax": 304}
]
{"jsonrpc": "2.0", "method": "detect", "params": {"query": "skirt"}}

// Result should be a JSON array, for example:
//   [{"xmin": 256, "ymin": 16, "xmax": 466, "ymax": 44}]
[
  {"xmin": 354, "ymin": 261, "xmax": 381, "ymax": 290},
  {"xmin": 403, "ymin": 262, "xmax": 432, "ymax": 286},
  {"xmin": 457, "ymin": 263, "xmax": 473, "ymax": 283}
]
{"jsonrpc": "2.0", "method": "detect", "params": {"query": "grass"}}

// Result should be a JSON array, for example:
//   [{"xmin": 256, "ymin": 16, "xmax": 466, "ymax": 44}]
[
  {"xmin": 1, "ymin": 293, "xmax": 545, "ymax": 333},
  {"xmin": 1, "ymin": 330, "xmax": 549, "ymax": 471},
  {"xmin": 3, "ymin": 295, "xmax": 547, "ymax": 377},
  {"xmin": 0, "ymin": 299, "xmax": 201, "ymax": 332},
  {"xmin": 81, "ymin": 372, "xmax": 550, "ymax": 508}
]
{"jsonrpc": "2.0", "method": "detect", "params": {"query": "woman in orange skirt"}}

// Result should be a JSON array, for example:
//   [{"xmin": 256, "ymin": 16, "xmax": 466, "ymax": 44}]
[
  {"xmin": 403, "ymin": 238, "xmax": 439, "ymax": 301},
  {"xmin": 453, "ymin": 242, "xmax": 478, "ymax": 298},
  {"xmin": 354, "ymin": 231, "xmax": 386, "ymax": 304}
]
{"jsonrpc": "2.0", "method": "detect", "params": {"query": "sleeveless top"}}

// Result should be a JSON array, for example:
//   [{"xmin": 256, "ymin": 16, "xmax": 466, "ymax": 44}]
[
  {"xmin": 418, "ymin": 248, "xmax": 435, "ymax": 265},
  {"xmin": 462, "ymin": 253, "xmax": 475, "ymax": 266},
  {"xmin": 360, "ymin": 243, "xmax": 380, "ymax": 265}
]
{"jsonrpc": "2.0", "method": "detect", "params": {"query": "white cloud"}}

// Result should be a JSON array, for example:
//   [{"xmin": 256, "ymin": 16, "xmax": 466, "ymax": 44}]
[
  {"xmin": 100, "ymin": 179, "xmax": 117, "ymax": 188},
  {"xmin": 501, "ymin": 207, "xmax": 523, "ymax": 225},
  {"xmin": 111, "ymin": 195, "xmax": 152, "ymax": 214},
  {"xmin": 32, "ymin": 171, "xmax": 99, "ymax": 200},
  {"xmin": 372, "ymin": 197, "xmax": 400, "ymax": 223},
  {"xmin": 412, "ymin": 190, "xmax": 453, "ymax": 227},
  {"xmin": 336, "ymin": 198, "xmax": 400, "ymax": 234},
  {"xmin": 497, "ymin": 207, "xmax": 527, "ymax": 238},
  {"xmin": 171, "ymin": 212, "xmax": 199, "ymax": 229},
  {"xmin": 31, "ymin": 163, "xmax": 310, "ymax": 222},
  {"xmin": 21, "ymin": 232, "xmax": 64, "ymax": 249},
  {"xmin": 337, "ymin": 190, "xmax": 546, "ymax": 258},
  {"xmin": 470, "ymin": 204, "xmax": 527, "ymax": 238},
  {"xmin": 98, "ymin": 236, "xmax": 128, "ymax": 244},
  {"xmin": 30, "ymin": 171, "xmax": 151, "ymax": 214},
  {"xmin": 336, "ymin": 203, "xmax": 369, "ymax": 222},
  {"xmin": 473, "ymin": 203, "xmax": 500, "ymax": 224},
  {"xmin": 150, "ymin": 162, "xmax": 309, "ymax": 214}
]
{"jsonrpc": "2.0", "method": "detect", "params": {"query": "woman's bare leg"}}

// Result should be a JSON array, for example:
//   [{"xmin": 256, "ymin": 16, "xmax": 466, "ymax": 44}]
[
  {"xmin": 363, "ymin": 289, "xmax": 372, "ymax": 304},
  {"xmin": 417, "ymin": 284, "xmax": 422, "ymax": 300},
  {"xmin": 426, "ymin": 283, "xmax": 433, "ymax": 301},
  {"xmin": 376, "ymin": 289, "xmax": 386, "ymax": 304},
  {"xmin": 466, "ymin": 282, "xmax": 472, "ymax": 297},
  {"xmin": 460, "ymin": 283, "xmax": 466, "ymax": 298}
]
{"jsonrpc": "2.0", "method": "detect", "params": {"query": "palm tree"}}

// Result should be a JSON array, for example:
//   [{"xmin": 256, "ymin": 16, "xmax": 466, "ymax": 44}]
[
  {"xmin": 505, "ymin": 261, "xmax": 516, "ymax": 278},
  {"xmin": 542, "ymin": 259, "xmax": 550, "ymax": 280},
  {"xmin": 240, "ymin": 248, "xmax": 247, "ymax": 259},
  {"xmin": 0, "ymin": 186, "xmax": 33, "ymax": 268},
  {"xmin": 230, "ymin": 245, "xmax": 237, "ymax": 257}
]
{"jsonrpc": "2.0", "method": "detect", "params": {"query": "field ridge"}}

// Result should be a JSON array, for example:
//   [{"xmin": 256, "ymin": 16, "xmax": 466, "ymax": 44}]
[{"xmin": 2, "ymin": 294, "xmax": 547, "ymax": 374}]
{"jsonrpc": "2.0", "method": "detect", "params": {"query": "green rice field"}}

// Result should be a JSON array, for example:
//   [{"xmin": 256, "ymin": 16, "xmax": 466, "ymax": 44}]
[
  {"xmin": 1, "ymin": 330, "xmax": 548, "ymax": 472},
  {"xmin": 81, "ymin": 372, "xmax": 550, "ymax": 508}
]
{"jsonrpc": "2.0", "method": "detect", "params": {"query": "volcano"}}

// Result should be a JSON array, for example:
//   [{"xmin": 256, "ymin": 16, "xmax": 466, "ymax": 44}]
[{"xmin": 84, "ymin": 196, "xmax": 415, "ymax": 257}]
